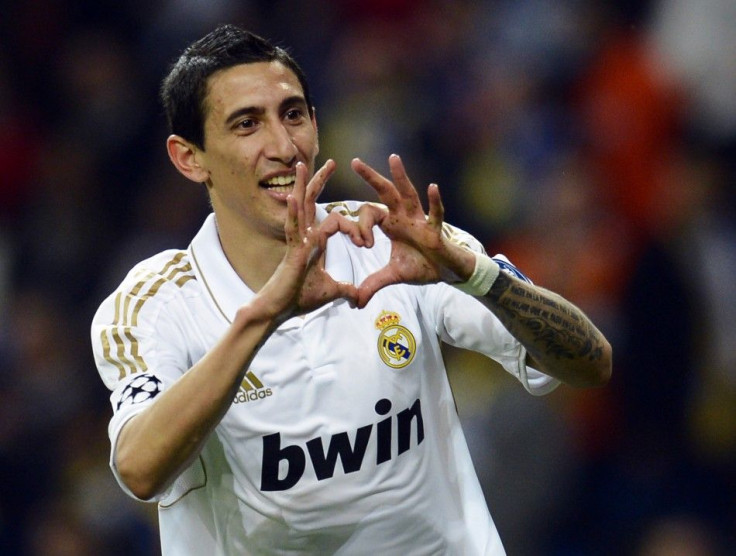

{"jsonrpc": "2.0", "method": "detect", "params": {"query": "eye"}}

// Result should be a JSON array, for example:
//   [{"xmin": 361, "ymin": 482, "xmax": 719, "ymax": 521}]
[
  {"xmin": 232, "ymin": 117, "xmax": 260, "ymax": 135},
  {"xmin": 284, "ymin": 108, "xmax": 305, "ymax": 122}
]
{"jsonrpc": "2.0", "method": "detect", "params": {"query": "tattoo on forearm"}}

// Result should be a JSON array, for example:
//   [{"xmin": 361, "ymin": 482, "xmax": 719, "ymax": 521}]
[{"xmin": 487, "ymin": 273, "xmax": 604, "ymax": 363}]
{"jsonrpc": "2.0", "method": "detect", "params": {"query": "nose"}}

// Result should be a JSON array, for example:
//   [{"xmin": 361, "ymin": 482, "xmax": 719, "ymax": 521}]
[{"xmin": 264, "ymin": 121, "xmax": 299, "ymax": 164}]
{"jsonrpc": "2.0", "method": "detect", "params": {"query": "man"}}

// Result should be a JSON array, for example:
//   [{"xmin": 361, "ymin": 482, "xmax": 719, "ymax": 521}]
[{"xmin": 91, "ymin": 24, "xmax": 611, "ymax": 555}]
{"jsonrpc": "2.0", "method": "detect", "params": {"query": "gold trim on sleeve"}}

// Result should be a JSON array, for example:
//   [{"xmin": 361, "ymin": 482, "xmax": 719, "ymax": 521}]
[{"xmin": 103, "ymin": 252, "xmax": 195, "ymax": 380}]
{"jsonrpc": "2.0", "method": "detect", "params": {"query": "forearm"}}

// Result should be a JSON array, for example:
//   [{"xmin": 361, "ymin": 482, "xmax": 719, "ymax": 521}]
[
  {"xmin": 349, "ymin": 155, "xmax": 611, "ymax": 386},
  {"xmin": 477, "ymin": 271, "xmax": 612, "ymax": 387},
  {"xmin": 115, "ymin": 306, "xmax": 280, "ymax": 500},
  {"xmin": 428, "ymin": 237, "xmax": 611, "ymax": 386}
]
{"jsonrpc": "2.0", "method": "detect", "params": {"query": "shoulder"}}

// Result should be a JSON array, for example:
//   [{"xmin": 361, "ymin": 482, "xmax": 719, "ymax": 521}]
[
  {"xmin": 320, "ymin": 200, "xmax": 386, "ymax": 220},
  {"xmin": 319, "ymin": 200, "xmax": 392, "ymax": 253},
  {"xmin": 320, "ymin": 201, "xmax": 484, "ymax": 250},
  {"xmin": 318, "ymin": 200, "xmax": 487, "ymax": 262},
  {"xmin": 441, "ymin": 222, "xmax": 486, "ymax": 255},
  {"xmin": 114, "ymin": 248, "xmax": 196, "ymax": 300},
  {"xmin": 91, "ymin": 249, "xmax": 199, "ymax": 390},
  {"xmin": 92, "ymin": 249, "xmax": 197, "ymax": 326},
  {"xmin": 320, "ymin": 199, "xmax": 392, "ymax": 247}
]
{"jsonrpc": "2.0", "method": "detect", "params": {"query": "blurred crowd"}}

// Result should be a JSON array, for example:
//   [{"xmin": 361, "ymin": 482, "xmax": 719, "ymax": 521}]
[{"xmin": 1, "ymin": 1, "xmax": 734, "ymax": 554}]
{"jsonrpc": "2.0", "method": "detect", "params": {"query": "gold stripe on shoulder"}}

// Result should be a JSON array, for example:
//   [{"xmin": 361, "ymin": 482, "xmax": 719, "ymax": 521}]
[
  {"xmin": 100, "ymin": 328, "xmax": 128, "ymax": 380},
  {"xmin": 111, "ymin": 327, "xmax": 137, "ymax": 377},
  {"xmin": 324, "ymin": 201, "xmax": 387, "ymax": 219},
  {"xmin": 324, "ymin": 201, "xmax": 358, "ymax": 217},
  {"xmin": 441, "ymin": 222, "xmax": 471, "ymax": 249},
  {"xmin": 106, "ymin": 252, "xmax": 195, "ymax": 380},
  {"xmin": 124, "ymin": 326, "xmax": 148, "ymax": 373},
  {"xmin": 176, "ymin": 274, "xmax": 195, "ymax": 288}
]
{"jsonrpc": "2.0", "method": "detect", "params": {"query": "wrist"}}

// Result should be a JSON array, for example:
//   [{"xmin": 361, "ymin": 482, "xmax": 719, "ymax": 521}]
[
  {"xmin": 234, "ymin": 299, "xmax": 289, "ymax": 332},
  {"xmin": 453, "ymin": 252, "xmax": 500, "ymax": 296}
]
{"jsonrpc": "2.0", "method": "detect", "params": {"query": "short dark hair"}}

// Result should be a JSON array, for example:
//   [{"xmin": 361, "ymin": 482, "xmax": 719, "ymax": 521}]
[{"xmin": 160, "ymin": 24, "xmax": 313, "ymax": 150}]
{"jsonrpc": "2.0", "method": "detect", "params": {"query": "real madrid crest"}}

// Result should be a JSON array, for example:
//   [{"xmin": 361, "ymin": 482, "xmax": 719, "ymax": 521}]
[{"xmin": 375, "ymin": 310, "xmax": 416, "ymax": 369}]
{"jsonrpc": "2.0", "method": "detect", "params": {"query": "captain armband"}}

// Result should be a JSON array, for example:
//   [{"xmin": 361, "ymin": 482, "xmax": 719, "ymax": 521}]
[{"xmin": 453, "ymin": 252, "xmax": 500, "ymax": 297}]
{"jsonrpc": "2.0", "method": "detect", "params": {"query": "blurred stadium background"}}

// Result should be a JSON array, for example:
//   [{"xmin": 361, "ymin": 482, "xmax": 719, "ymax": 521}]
[{"xmin": 1, "ymin": 1, "xmax": 734, "ymax": 554}]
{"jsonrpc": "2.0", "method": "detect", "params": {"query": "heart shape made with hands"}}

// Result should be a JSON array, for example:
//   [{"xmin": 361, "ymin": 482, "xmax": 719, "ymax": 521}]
[
  {"xmin": 312, "ymin": 207, "xmax": 473, "ymax": 311},
  {"xmin": 286, "ymin": 155, "xmax": 475, "ymax": 311}
]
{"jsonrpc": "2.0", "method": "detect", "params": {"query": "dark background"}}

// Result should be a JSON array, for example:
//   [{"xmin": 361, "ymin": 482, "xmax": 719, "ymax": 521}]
[{"xmin": 1, "ymin": 1, "xmax": 734, "ymax": 554}]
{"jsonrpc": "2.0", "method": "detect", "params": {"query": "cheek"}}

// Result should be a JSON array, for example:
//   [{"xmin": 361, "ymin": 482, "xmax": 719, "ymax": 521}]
[
  {"xmin": 210, "ymin": 150, "xmax": 254, "ymax": 180},
  {"xmin": 292, "ymin": 123, "xmax": 318, "ymax": 150}
]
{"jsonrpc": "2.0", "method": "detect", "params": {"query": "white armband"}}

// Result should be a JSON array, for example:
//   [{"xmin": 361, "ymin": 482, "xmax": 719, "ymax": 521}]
[{"xmin": 453, "ymin": 252, "xmax": 500, "ymax": 296}]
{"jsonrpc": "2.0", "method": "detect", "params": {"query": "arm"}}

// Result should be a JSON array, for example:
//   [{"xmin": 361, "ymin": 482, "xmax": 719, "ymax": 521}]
[
  {"xmin": 350, "ymin": 154, "xmax": 611, "ymax": 388},
  {"xmin": 115, "ymin": 306, "xmax": 277, "ymax": 501},
  {"xmin": 115, "ymin": 161, "xmax": 360, "ymax": 500},
  {"xmin": 479, "ymin": 269, "xmax": 611, "ymax": 387}
]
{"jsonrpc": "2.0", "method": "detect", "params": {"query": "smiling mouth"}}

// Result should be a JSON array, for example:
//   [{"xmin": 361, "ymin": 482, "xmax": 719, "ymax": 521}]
[{"xmin": 260, "ymin": 174, "xmax": 296, "ymax": 193}]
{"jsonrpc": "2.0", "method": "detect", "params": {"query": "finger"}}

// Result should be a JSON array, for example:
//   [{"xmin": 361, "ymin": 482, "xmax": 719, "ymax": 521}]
[
  {"xmin": 292, "ymin": 161, "xmax": 307, "ymax": 202},
  {"xmin": 293, "ymin": 162, "xmax": 308, "ymax": 235},
  {"xmin": 306, "ymin": 159, "xmax": 336, "ymax": 202},
  {"xmin": 387, "ymin": 154, "xmax": 421, "ymax": 206},
  {"xmin": 356, "ymin": 267, "xmax": 400, "ymax": 308},
  {"xmin": 284, "ymin": 193, "xmax": 300, "ymax": 246},
  {"xmin": 351, "ymin": 158, "xmax": 401, "ymax": 208},
  {"xmin": 356, "ymin": 203, "xmax": 387, "ymax": 248},
  {"xmin": 331, "ymin": 280, "xmax": 359, "ymax": 308},
  {"xmin": 305, "ymin": 159, "xmax": 337, "ymax": 223},
  {"xmin": 426, "ymin": 183, "xmax": 445, "ymax": 230},
  {"xmin": 318, "ymin": 213, "xmax": 365, "ymax": 249},
  {"xmin": 305, "ymin": 238, "xmax": 324, "ymax": 269}
]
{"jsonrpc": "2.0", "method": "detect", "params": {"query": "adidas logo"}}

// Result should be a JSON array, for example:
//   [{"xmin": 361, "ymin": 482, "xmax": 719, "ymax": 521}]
[{"xmin": 233, "ymin": 370, "xmax": 273, "ymax": 404}]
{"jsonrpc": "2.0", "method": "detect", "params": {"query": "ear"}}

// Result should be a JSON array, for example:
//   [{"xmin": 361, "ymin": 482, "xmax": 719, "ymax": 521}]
[{"xmin": 166, "ymin": 134, "xmax": 210, "ymax": 183}]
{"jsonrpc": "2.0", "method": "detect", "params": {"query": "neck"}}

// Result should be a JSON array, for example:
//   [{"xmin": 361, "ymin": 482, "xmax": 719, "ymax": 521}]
[{"xmin": 215, "ymin": 216, "xmax": 287, "ymax": 293}]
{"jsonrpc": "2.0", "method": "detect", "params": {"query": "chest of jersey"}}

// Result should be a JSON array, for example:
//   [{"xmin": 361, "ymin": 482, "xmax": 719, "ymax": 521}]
[
  {"xmin": 191, "ymin": 285, "xmax": 439, "ymax": 498},
  {"xmin": 237, "ymin": 299, "xmax": 422, "ymax": 416}
]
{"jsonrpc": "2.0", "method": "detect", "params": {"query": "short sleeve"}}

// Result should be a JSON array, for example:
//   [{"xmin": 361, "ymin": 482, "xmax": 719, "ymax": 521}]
[
  {"xmin": 420, "ymin": 250, "xmax": 560, "ymax": 396},
  {"xmin": 90, "ymin": 257, "xmax": 197, "ymax": 500}
]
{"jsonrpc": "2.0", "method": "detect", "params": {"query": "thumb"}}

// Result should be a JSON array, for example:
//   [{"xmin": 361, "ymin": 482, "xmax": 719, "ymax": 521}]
[
  {"xmin": 356, "ymin": 267, "xmax": 399, "ymax": 308},
  {"xmin": 333, "ymin": 280, "xmax": 359, "ymax": 308}
]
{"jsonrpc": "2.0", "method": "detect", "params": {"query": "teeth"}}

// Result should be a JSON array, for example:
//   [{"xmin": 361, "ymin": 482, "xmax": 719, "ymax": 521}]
[{"xmin": 263, "ymin": 174, "xmax": 296, "ymax": 187}]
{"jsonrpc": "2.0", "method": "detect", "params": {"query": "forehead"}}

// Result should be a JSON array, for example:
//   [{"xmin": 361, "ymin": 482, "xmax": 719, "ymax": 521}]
[{"xmin": 204, "ymin": 61, "xmax": 305, "ymax": 120}]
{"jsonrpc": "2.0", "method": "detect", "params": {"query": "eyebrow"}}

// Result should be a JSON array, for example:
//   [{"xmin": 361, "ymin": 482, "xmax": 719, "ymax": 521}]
[
  {"xmin": 224, "ymin": 95, "xmax": 309, "ymax": 127},
  {"xmin": 224, "ymin": 105, "xmax": 263, "ymax": 127}
]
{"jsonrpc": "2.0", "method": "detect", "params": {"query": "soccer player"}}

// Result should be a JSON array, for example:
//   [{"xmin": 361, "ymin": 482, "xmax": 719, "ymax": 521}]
[{"xmin": 91, "ymin": 24, "xmax": 611, "ymax": 555}]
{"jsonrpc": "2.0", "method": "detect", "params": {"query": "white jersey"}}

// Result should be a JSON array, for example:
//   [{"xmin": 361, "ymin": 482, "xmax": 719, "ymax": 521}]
[{"xmin": 91, "ymin": 202, "xmax": 559, "ymax": 556}]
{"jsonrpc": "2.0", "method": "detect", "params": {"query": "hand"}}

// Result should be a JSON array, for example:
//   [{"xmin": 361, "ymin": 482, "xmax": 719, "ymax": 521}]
[
  {"xmin": 254, "ymin": 160, "xmax": 360, "ymax": 320},
  {"xmin": 350, "ymin": 154, "xmax": 475, "ymax": 308}
]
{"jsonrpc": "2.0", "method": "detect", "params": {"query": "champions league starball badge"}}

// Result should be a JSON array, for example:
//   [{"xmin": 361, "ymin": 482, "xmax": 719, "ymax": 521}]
[
  {"xmin": 375, "ymin": 310, "xmax": 416, "ymax": 369},
  {"xmin": 116, "ymin": 373, "xmax": 163, "ymax": 410}
]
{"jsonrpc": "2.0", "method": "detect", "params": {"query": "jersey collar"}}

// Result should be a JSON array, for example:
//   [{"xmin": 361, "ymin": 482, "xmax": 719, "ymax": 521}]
[{"xmin": 189, "ymin": 207, "xmax": 355, "ymax": 325}]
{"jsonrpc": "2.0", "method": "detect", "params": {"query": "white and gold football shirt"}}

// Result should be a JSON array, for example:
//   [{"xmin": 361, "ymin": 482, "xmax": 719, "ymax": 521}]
[{"xmin": 91, "ymin": 202, "xmax": 558, "ymax": 555}]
